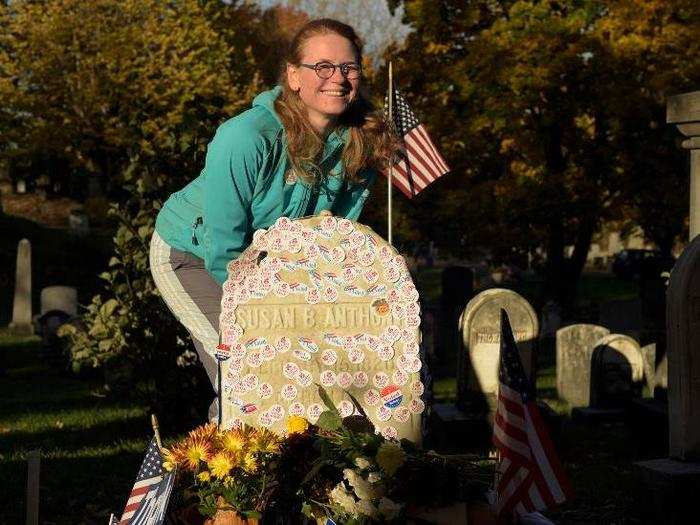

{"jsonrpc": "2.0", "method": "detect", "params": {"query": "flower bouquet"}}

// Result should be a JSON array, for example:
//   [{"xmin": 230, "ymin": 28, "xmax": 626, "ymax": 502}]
[
  {"xmin": 286, "ymin": 388, "xmax": 494, "ymax": 524},
  {"xmin": 162, "ymin": 387, "xmax": 493, "ymax": 524},
  {"xmin": 162, "ymin": 422, "xmax": 282, "ymax": 524}
]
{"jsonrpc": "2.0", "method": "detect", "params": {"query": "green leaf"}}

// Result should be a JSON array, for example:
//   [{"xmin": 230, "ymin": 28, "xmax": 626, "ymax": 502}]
[
  {"xmin": 316, "ymin": 410, "xmax": 342, "ymax": 431},
  {"xmin": 345, "ymin": 390, "xmax": 368, "ymax": 418},
  {"xmin": 316, "ymin": 384, "xmax": 339, "ymax": 414}
]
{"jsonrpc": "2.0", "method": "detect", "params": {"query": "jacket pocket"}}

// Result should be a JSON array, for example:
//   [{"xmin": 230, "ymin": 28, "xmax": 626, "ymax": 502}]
[{"xmin": 191, "ymin": 216, "xmax": 203, "ymax": 246}]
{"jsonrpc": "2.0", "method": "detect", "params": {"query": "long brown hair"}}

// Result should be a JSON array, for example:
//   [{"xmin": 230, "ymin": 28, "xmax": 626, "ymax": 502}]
[{"xmin": 274, "ymin": 18, "xmax": 396, "ymax": 185}]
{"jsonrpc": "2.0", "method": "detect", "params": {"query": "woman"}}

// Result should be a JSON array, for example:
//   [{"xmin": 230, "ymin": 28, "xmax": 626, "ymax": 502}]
[{"xmin": 149, "ymin": 18, "xmax": 395, "ymax": 419}]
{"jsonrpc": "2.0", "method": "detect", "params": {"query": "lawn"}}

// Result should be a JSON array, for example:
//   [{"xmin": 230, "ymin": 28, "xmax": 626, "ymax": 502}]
[
  {"xmin": 0, "ymin": 332, "xmax": 151, "ymax": 524},
  {"xmin": 1, "ymin": 332, "xmax": 649, "ymax": 524}
]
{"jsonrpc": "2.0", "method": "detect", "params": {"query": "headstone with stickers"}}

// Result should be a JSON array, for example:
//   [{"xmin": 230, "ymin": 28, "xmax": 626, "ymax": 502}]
[{"xmin": 217, "ymin": 214, "xmax": 424, "ymax": 442}]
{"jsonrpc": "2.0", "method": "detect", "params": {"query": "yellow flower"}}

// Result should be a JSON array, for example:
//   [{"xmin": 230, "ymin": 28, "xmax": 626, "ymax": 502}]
[
  {"xmin": 220, "ymin": 429, "xmax": 247, "ymax": 454},
  {"xmin": 375, "ymin": 442, "xmax": 405, "ymax": 477},
  {"xmin": 286, "ymin": 415, "xmax": 309, "ymax": 435},
  {"xmin": 161, "ymin": 447, "xmax": 179, "ymax": 471},
  {"xmin": 242, "ymin": 451, "xmax": 258, "ymax": 473},
  {"xmin": 188, "ymin": 422, "xmax": 219, "ymax": 442},
  {"xmin": 184, "ymin": 438, "xmax": 212, "ymax": 470},
  {"xmin": 253, "ymin": 428, "xmax": 281, "ymax": 454},
  {"xmin": 197, "ymin": 470, "xmax": 211, "ymax": 482},
  {"xmin": 208, "ymin": 452, "xmax": 235, "ymax": 478}
]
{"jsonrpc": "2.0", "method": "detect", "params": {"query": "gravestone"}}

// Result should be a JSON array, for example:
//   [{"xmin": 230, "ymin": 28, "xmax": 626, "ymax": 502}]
[
  {"xmin": 9, "ymin": 239, "xmax": 33, "ymax": 335},
  {"xmin": 217, "ymin": 214, "xmax": 424, "ymax": 442},
  {"xmin": 641, "ymin": 343, "xmax": 657, "ymax": 396},
  {"xmin": 457, "ymin": 288, "xmax": 538, "ymax": 413},
  {"xmin": 636, "ymin": 89, "xmax": 700, "ymax": 524},
  {"xmin": 589, "ymin": 334, "xmax": 644, "ymax": 409},
  {"xmin": 556, "ymin": 324, "xmax": 610, "ymax": 407},
  {"xmin": 68, "ymin": 208, "xmax": 90, "ymax": 236},
  {"xmin": 40, "ymin": 286, "xmax": 78, "ymax": 316}
]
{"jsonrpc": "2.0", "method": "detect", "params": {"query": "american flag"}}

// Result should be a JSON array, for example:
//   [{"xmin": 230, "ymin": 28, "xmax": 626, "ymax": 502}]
[
  {"xmin": 118, "ymin": 437, "xmax": 176, "ymax": 525},
  {"xmin": 384, "ymin": 88, "xmax": 450, "ymax": 198},
  {"xmin": 493, "ymin": 309, "xmax": 572, "ymax": 518}
]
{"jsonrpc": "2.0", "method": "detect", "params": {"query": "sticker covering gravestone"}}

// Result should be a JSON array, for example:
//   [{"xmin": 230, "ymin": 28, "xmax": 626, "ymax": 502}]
[
  {"xmin": 556, "ymin": 324, "xmax": 610, "ymax": 408},
  {"xmin": 457, "ymin": 288, "xmax": 538, "ymax": 412},
  {"xmin": 590, "ymin": 333, "xmax": 644, "ymax": 408},
  {"xmin": 217, "ymin": 215, "xmax": 424, "ymax": 442}
]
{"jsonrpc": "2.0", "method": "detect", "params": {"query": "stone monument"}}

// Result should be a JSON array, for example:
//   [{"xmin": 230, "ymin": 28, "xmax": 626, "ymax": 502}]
[
  {"xmin": 9, "ymin": 239, "xmax": 33, "ymax": 335},
  {"xmin": 555, "ymin": 324, "xmax": 610, "ymax": 408},
  {"xmin": 457, "ymin": 288, "xmax": 538, "ymax": 413},
  {"xmin": 217, "ymin": 214, "xmax": 424, "ymax": 443},
  {"xmin": 588, "ymin": 334, "xmax": 644, "ymax": 409},
  {"xmin": 636, "ymin": 89, "xmax": 700, "ymax": 523},
  {"xmin": 40, "ymin": 286, "xmax": 78, "ymax": 316}
]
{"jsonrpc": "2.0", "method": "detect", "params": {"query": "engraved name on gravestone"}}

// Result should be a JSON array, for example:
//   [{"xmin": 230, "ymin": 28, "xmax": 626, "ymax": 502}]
[
  {"xmin": 457, "ymin": 289, "xmax": 538, "ymax": 412},
  {"xmin": 556, "ymin": 324, "xmax": 610, "ymax": 408},
  {"xmin": 9, "ymin": 239, "xmax": 33, "ymax": 335},
  {"xmin": 217, "ymin": 215, "xmax": 424, "ymax": 442},
  {"xmin": 589, "ymin": 334, "xmax": 644, "ymax": 408}
]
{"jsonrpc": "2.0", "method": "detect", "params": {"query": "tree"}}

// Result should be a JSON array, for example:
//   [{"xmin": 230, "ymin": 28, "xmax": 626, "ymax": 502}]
[
  {"xmin": 385, "ymin": 0, "xmax": 699, "ymax": 309},
  {"xmin": 1, "ymin": 0, "xmax": 266, "ymax": 426},
  {"xmin": 0, "ymin": 0, "xmax": 261, "ymax": 195}
]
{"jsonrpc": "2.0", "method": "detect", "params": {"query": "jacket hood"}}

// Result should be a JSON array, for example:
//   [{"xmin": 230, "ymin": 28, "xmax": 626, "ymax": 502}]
[{"xmin": 252, "ymin": 86, "xmax": 284, "ymax": 127}]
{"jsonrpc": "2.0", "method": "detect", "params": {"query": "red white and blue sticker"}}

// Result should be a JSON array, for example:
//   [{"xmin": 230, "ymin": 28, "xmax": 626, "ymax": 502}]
[
  {"xmin": 215, "ymin": 343, "xmax": 231, "ymax": 361},
  {"xmin": 380, "ymin": 385, "xmax": 403, "ymax": 409}
]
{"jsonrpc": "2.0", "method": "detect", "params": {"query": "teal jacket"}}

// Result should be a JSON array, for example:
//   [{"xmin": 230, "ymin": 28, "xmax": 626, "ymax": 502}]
[{"xmin": 154, "ymin": 87, "xmax": 377, "ymax": 284}]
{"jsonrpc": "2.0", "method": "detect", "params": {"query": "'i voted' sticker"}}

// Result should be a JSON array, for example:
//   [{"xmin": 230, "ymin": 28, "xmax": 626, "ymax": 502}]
[{"xmin": 380, "ymin": 385, "xmax": 403, "ymax": 409}]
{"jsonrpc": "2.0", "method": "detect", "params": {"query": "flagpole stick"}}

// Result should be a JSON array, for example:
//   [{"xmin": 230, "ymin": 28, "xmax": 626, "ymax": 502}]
[
  {"xmin": 387, "ymin": 61, "xmax": 394, "ymax": 246},
  {"xmin": 150, "ymin": 414, "xmax": 162, "ymax": 450},
  {"xmin": 217, "ymin": 359, "xmax": 223, "ymax": 428}
]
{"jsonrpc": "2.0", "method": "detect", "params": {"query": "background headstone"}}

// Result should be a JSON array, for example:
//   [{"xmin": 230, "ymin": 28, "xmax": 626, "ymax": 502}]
[
  {"xmin": 9, "ymin": 239, "xmax": 33, "ymax": 335},
  {"xmin": 40, "ymin": 286, "xmax": 78, "ymax": 316},
  {"xmin": 457, "ymin": 288, "xmax": 538, "ymax": 413},
  {"xmin": 589, "ymin": 334, "xmax": 644, "ymax": 408},
  {"xmin": 666, "ymin": 234, "xmax": 700, "ymax": 460},
  {"xmin": 556, "ymin": 324, "xmax": 610, "ymax": 408},
  {"xmin": 641, "ymin": 343, "xmax": 657, "ymax": 396},
  {"xmin": 218, "ymin": 215, "xmax": 424, "ymax": 442},
  {"xmin": 68, "ymin": 208, "xmax": 90, "ymax": 236}
]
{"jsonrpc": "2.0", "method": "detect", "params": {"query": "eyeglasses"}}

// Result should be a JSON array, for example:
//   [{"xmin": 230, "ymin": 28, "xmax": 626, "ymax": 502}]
[{"xmin": 299, "ymin": 61, "xmax": 362, "ymax": 80}]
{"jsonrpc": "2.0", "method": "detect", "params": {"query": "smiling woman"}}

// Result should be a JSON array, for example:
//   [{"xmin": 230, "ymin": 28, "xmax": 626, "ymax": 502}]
[{"xmin": 149, "ymin": 18, "xmax": 397, "ymax": 421}]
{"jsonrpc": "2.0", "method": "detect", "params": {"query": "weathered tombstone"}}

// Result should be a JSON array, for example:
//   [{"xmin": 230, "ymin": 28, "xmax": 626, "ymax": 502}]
[
  {"xmin": 635, "ymin": 91, "xmax": 700, "ymax": 524},
  {"xmin": 589, "ymin": 334, "xmax": 644, "ymax": 408},
  {"xmin": 68, "ymin": 208, "xmax": 89, "ymax": 236},
  {"xmin": 457, "ymin": 288, "xmax": 538, "ymax": 413},
  {"xmin": 217, "ymin": 214, "xmax": 424, "ymax": 442},
  {"xmin": 654, "ymin": 353, "xmax": 668, "ymax": 398},
  {"xmin": 556, "ymin": 324, "xmax": 610, "ymax": 407},
  {"xmin": 9, "ymin": 239, "xmax": 33, "ymax": 335},
  {"xmin": 599, "ymin": 298, "xmax": 642, "ymax": 340},
  {"xmin": 40, "ymin": 286, "xmax": 78, "ymax": 316},
  {"xmin": 641, "ymin": 343, "xmax": 657, "ymax": 396}
]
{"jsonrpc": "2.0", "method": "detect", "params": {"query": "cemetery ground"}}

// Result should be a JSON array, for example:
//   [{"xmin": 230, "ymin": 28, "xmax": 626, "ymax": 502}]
[{"xmin": 1, "ymin": 272, "xmax": 651, "ymax": 524}]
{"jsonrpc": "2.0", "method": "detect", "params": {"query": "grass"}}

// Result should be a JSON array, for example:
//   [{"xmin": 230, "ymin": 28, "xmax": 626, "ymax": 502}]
[
  {"xmin": 0, "ymin": 332, "xmax": 151, "ymax": 524},
  {"xmin": 0, "ymin": 269, "xmax": 650, "ymax": 524}
]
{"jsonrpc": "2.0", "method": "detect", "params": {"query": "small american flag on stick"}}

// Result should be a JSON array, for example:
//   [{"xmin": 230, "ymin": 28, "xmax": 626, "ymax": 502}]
[
  {"xmin": 119, "ymin": 437, "xmax": 176, "ymax": 525},
  {"xmin": 493, "ymin": 309, "xmax": 573, "ymax": 518},
  {"xmin": 384, "ymin": 88, "xmax": 450, "ymax": 198}
]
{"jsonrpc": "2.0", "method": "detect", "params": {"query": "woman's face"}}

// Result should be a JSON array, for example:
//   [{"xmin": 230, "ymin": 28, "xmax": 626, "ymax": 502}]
[{"xmin": 287, "ymin": 33, "xmax": 361, "ymax": 134}]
